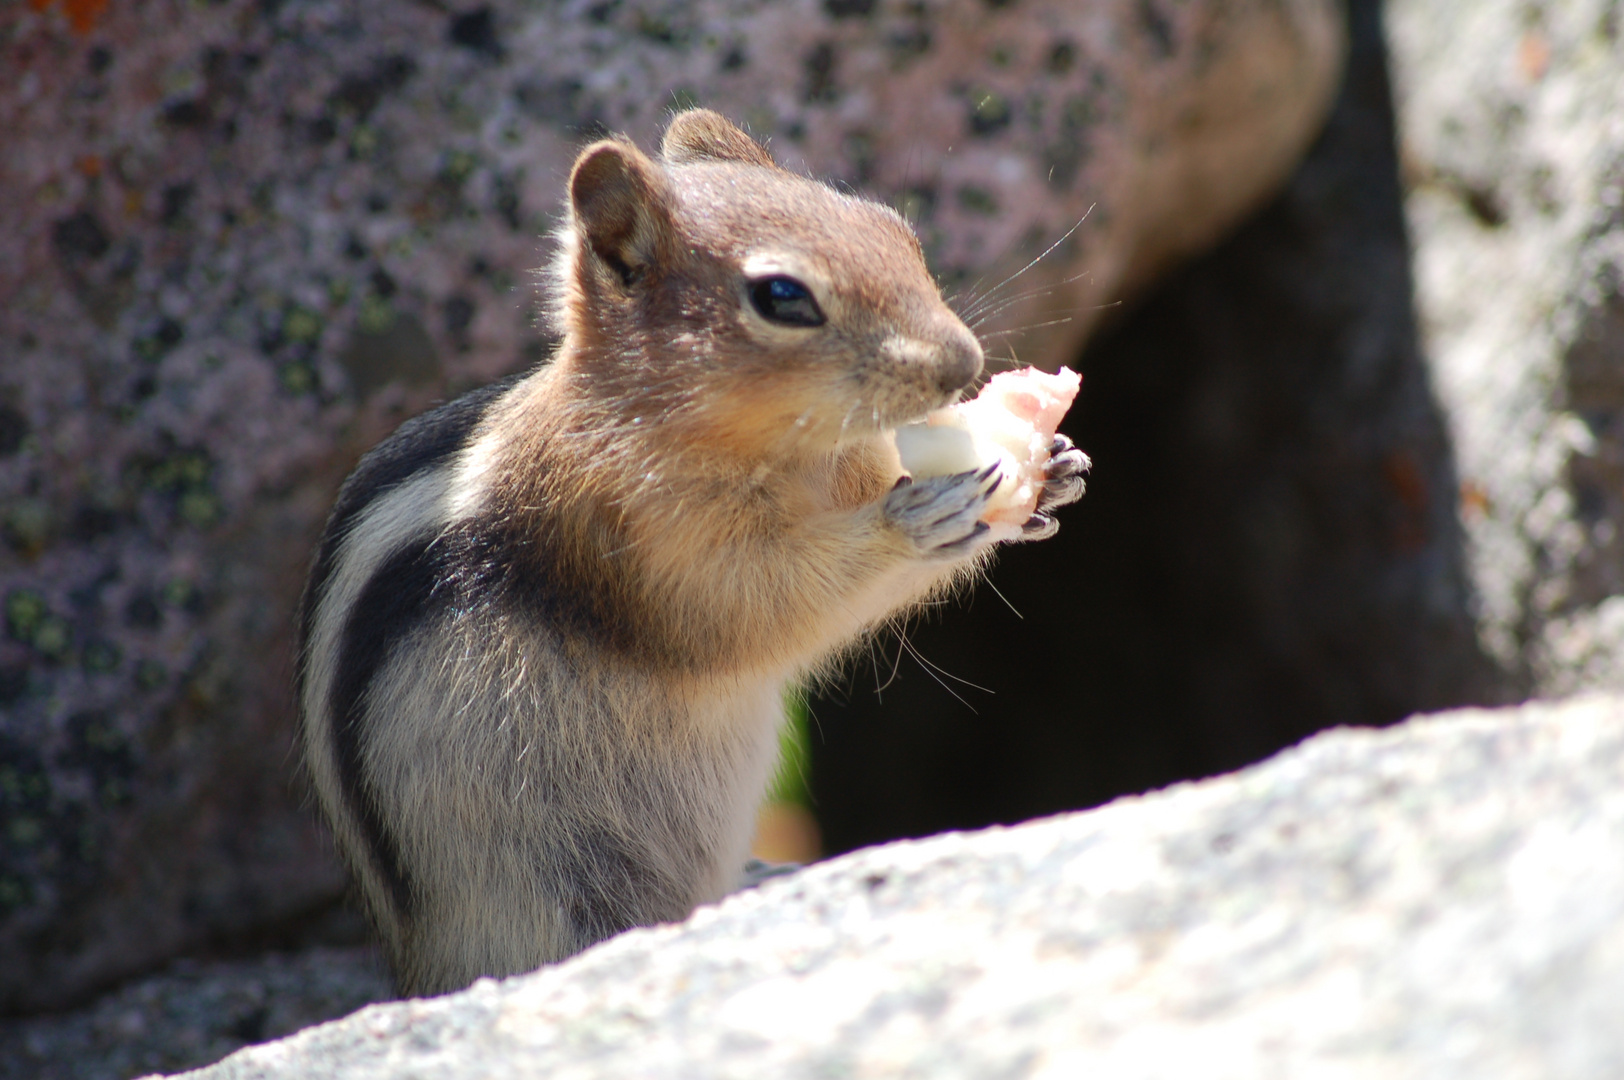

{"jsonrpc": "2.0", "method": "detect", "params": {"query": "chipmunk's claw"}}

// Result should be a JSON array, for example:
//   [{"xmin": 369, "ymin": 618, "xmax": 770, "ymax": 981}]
[
  {"xmin": 1037, "ymin": 435, "xmax": 1090, "ymax": 513},
  {"xmin": 1020, "ymin": 512, "xmax": 1058, "ymax": 541},
  {"xmin": 935, "ymin": 520, "xmax": 992, "ymax": 556},
  {"xmin": 885, "ymin": 468, "xmax": 999, "ymax": 556}
]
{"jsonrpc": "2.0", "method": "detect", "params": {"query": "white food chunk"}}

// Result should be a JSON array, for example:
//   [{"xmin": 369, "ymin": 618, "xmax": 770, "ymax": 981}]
[
  {"xmin": 893, "ymin": 366, "xmax": 1081, "ymax": 530},
  {"xmin": 891, "ymin": 420, "xmax": 1004, "ymax": 478}
]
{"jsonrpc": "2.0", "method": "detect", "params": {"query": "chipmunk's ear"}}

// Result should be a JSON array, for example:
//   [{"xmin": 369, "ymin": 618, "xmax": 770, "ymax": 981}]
[
  {"xmin": 660, "ymin": 109, "xmax": 777, "ymax": 169},
  {"xmin": 569, "ymin": 138, "xmax": 679, "ymax": 288}
]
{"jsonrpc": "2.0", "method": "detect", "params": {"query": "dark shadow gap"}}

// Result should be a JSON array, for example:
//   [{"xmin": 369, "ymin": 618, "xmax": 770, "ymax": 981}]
[{"xmin": 808, "ymin": 0, "xmax": 1505, "ymax": 855}]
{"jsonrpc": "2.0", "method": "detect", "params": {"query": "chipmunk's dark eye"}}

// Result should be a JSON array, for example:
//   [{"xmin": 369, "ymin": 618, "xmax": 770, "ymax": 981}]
[{"xmin": 749, "ymin": 275, "xmax": 824, "ymax": 328}]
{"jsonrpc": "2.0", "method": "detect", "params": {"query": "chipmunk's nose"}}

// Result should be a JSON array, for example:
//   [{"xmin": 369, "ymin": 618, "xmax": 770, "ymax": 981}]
[{"xmin": 935, "ymin": 321, "xmax": 983, "ymax": 398}]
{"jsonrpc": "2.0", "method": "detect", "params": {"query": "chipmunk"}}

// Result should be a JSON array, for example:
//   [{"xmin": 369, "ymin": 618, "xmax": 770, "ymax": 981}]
[{"xmin": 296, "ymin": 109, "xmax": 1088, "ymax": 997}]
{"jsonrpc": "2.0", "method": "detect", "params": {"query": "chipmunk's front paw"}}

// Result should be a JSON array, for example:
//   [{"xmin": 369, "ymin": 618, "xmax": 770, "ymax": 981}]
[
  {"xmin": 884, "ymin": 464, "xmax": 1001, "ymax": 557},
  {"xmin": 1018, "ymin": 435, "xmax": 1092, "ymax": 542}
]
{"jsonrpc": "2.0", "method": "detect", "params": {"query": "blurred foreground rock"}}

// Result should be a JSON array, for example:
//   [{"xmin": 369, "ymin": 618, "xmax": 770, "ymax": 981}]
[
  {"xmin": 1388, "ymin": 0, "xmax": 1624, "ymax": 693},
  {"xmin": 0, "ymin": 0, "xmax": 1342, "ymax": 1010},
  {"xmin": 149, "ymin": 693, "xmax": 1624, "ymax": 1079}
]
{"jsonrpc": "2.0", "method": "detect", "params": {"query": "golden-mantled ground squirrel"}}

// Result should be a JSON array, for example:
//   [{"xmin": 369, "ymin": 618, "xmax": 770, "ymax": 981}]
[{"xmin": 297, "ymin": 109, "xmax": 1087, "ymax": 997}]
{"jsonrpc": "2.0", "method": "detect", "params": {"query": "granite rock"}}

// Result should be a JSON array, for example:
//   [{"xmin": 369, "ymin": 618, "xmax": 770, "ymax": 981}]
[
  {"xmin": 0, "ymin": 0, "xmax": 1343, "ymax": 1010},
  {"xmin": 1387, "ymin": 0, "xmax": 1624, "ymax": 693},
  {"xmin": 0, "ymin": 946, "xmax": 390, "ymax": 1080},
  {"xmin": 162, "ymin": 693, "xmax": 1624, "ymax": 1079}
]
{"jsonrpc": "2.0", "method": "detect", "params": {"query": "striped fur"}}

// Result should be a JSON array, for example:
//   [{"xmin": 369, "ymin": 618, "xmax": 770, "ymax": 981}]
[{"xmin": 298, "ymin": 111, "xmax": 1016, "ymax": 997}]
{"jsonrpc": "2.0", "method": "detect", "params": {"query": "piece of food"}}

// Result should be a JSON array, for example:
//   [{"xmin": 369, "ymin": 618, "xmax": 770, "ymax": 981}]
[{"xmin": 893, "ymin": 366, "xmax": 1081, "ymax": 529}]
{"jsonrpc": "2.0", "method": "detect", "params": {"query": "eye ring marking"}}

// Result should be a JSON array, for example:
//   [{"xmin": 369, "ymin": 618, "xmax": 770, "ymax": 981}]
[{"xmin": 748, "ymin": 275, "xmax": 825, "ymax": 328}]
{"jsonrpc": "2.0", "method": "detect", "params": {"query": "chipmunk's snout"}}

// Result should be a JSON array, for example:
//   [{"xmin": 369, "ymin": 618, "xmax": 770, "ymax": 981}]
[
  {"xmin": 935, "ymin": 322, "xmax": 984, "ymax": 401},
  {"xmin": 874, "ymin": 318, "xmax": 983, "ymax": 420}
]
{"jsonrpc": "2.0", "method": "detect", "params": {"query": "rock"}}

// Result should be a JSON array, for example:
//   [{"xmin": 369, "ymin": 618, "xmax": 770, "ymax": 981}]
[
  {"xmin": 160, "ymin": 694, "xmax": 1624, "ymax": 1079},
  {"xmin": 0, "ymin": 0, "xmax": 1343, "ymax": 1010},
  {"xmin": 1386, "ymin": 0, "xmax": 1624, "ymax": 693},
  {"xmin": 0, "ymin": 946, "xmax": 390, "ymax": 1080}
]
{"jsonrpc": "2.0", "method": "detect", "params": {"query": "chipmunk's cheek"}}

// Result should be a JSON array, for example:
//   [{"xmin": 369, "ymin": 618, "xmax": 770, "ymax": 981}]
[{"xmin": 698, "ymin": 370, "xmax": 850, "ymax": 452}]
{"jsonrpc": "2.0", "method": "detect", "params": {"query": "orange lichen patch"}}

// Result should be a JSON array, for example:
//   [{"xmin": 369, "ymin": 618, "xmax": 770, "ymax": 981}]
[
  {"xmin": 75, "ymin": 155, "xmax": 103, "ymax": 178},
  {"xmin": 28, "ymin": 0, "xmax": 109, "ymax": 35},
  {"xmin": 1460, "ymin": 479, "xmax": 1493, "ymax": 520},
  {"xmin": 1517, "ymin": 32, "xmax": 1550, "ymax": 83}
]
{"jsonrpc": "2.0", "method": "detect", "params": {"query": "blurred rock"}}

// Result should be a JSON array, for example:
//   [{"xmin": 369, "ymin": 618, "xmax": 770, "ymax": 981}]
[
  {"xmin": 169, "ymin": 694, "xmax": 1624, "ymax": 1079},
  {"xmin": 0, "ymin": 0, "xmax": 1342, "ymax": 1010},
  {"xmin": 1387, "ymin": 0, "xmax": 1624, "ymax": 693},
  {"xmin": 809, "ymin": 0, "xmax": 1499, "ymax": 854}
]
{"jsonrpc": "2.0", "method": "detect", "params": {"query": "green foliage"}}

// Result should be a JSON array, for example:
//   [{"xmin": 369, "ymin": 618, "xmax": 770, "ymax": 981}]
[{"xmin": 767, "ymin": 691, "xmax": 813, "ymax": 808}]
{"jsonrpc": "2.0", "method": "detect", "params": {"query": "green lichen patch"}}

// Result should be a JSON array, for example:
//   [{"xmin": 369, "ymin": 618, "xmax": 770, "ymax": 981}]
[
  {"xmin": 135, "ymin": 659, "xmax": 169, "ymax": 692},
  {"xmin": 161, "ymin": 578, "xmax": 202, "ymax": 613},
  {"xmin": 0, "ymin": 874, "xmax": 30, "ymax": 912},
  {"xmin": 804, "ymin": 42, "xmax": 839, "ymax": 104},
  {"xmin": 32, "ymin": 616, "xmax": 73, "ymax": 662},
  {"xmin": 340, "ymin": 311, "xmax": 441, "ymax": 397},
  {"xmin": 5, "ymin": 590, "xmax": 49, "ymax": 643},
  {"xmin": 278, "ymin": 360, "xmax": 319, "ymax": 396},
  {"xmin": 968, "ymin": 89, "xmax": 1013, "ymax": 136},
  {"xmin": 61, "ymin": 711, "xmax": 138, "ymax": 808},
  {"xmin": 140, "ymin": 448, "xmax": 212, "ymax": 495},
  {"xmin": 357, "ymin": 293, "xmax": 395, "ymax": 334},
  {"xmin": 956, "ymin": 184, "xmax": 1000, "ymax": 216},
  {"xmin": 281, "ymin": 305, "xmax": 324, "ymax": 345},
  {"xmin": 124, "ymin": 444, "xmax": 223, "ymax": 531},
  {"xmin": 132, "ymin": 318, "xmax": 185, "ymax": 364},
  {"xmin": 1048, "ymin": 40, "xmax": 1077, "ymax": 74},
  {"xmin": 438, "ymin": 149, "xmax": 479, "ymax": 187},
  {"xmin": 81, "ymin": 639, "xmax": 122, "ymax": 675},
  {"xmin": 4, "ymin": 498, "xmax": 53, "ymax": 557},
  {"xmin": 349, "ymin": 125, "xmax": 380, "ymax": 160},
  {"xmin": 0, "ymin": 739, "xmax": 53, "ymax": 914},
  {"xmin": 178, "ymin": 489, "xmax": 222, "ymax": 528},
  {"xmin": 893, "ymin": 185, "xmax": 938, "ymax": 226},
  {"xmin": 0, "ymin": 403, "xmax": 33, "ymax": 457}
]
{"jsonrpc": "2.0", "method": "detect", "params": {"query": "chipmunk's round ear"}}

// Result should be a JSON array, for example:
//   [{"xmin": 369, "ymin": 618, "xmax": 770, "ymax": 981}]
[
  {"xmin": 660, "ymin": 109, "xmax": 777, "ymax": 169},
  {"xmin": 569, "ymin": 139, "xmax": 679, "ymax": 288}
]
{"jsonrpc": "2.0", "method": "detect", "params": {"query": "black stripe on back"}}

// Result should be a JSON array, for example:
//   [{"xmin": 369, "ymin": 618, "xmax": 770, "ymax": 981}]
[
  {"xmin": 329, "ymin": 535, "xmax": 455, "ymax": 918},
  {"xmin": 296, "ymin": 375, "xmax": 518, "ymax": 698},
  {"xmin": 298, "ymin": 375, "xmax": 516, "ymax": 919},
  {"xmin": 323, "ymin": 518, "xmax": 621, "ymax": 922}
]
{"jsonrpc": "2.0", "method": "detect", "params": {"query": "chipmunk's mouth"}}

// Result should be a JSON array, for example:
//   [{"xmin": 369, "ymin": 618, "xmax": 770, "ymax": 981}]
[{"xmin": 859, "ymin": 376, "xmax": 976, "ymax": 435}]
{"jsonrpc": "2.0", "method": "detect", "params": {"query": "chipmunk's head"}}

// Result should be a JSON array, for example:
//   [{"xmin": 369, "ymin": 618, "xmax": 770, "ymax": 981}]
[{"xmin": 550, "ymin": 109, "xmax": 982, "ymax": 458}]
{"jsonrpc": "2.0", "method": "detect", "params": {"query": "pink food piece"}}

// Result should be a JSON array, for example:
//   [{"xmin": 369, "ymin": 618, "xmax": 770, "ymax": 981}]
[{"xmin": 942, "ymin": 365, "xmax": 1081, "ymax": 528}]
